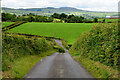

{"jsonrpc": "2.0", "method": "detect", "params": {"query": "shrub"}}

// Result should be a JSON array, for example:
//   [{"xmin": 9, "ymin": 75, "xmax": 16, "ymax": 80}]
[
  {"xmin": 53, "ymin": 46, "xmax": 65, "ymax": 53},
  {"xmin": 2, "ymin": 33, "xmax": 54, "ymax": 71},
  {"xmin": 70, "ymin": 23, "xmax": 119, "ymax": 69}
]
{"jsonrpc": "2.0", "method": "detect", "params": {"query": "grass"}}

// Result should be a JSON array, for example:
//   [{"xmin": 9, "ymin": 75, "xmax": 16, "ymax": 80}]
[
  {"xmin": 98, "ymin": 19, "xmax": 118, "ymax": 23},
  {"xmin": 89, "ymin": 19, "xmax": 118, "ymax": 23},
  {"xmin": 2, "ymin": 22, "xmax": 15, "ymax": 28},
  {"xmin": 71, "ymin": 55, "xmax": 119, "ymax": 78},
  {"xmin": 2, "ymin": 50, "xmax": 56, "ymax": 78},
  {"xmin": 8, "ymin": 23, "xmax": 96, "ymax": 44}
]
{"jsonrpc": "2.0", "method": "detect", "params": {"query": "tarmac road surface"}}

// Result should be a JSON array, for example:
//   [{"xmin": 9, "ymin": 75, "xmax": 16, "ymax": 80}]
[{"xmin": 24, "ymin": 40, "xmax": 94, "ymax": 78}]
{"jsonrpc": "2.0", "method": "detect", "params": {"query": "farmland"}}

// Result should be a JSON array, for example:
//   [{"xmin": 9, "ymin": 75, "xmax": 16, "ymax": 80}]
[
  {"xmin": 2, "ymin": 22, "xmax": 14, "ymax": 28},
  {"xmin": 89, "ymin": 19, "xmax": 118, "ymax": 23},
  {"xmin": 8, "ymin": 23, "xmax": 96, "ymax": 44},
  {"xmin": 99, "ymin": 19, "xmax": 118, "ymax": 23}
]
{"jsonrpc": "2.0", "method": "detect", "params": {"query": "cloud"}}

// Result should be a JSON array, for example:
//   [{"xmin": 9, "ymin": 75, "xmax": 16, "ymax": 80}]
[{"xmin": 1, "ymin": 0, "xmax": 119, "ymax": 12}]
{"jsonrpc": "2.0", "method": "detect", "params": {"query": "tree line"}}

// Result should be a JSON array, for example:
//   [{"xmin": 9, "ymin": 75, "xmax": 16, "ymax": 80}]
[
  {"xmin": 2, "ymin": 13, "xmax": 54, "ymax": 22},
  {"xmin": 2, "ymin": 13, "xmax": 105, "ymax": 23},
  {"xmin": 51, "ymin": 13, "xmax": 106, "ymax": 23}
]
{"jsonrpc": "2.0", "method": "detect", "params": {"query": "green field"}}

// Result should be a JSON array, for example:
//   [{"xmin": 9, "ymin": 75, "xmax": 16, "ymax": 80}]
[
  {"xmin": 8, "ymin": 23, "xmax": 96, "ymax": 44},
  {"xmin": 2, "ymin": 22, "xmax": 14, "ymax": 28},
  {"xmin": 89, "ymin": 19, "xmax": 118, "ymax": 23}
]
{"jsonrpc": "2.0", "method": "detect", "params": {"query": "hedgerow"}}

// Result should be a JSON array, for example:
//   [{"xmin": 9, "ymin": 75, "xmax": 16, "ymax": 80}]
[
  {"xmin": 2, "ymin": 33, "xmax": 54, "ymax": 71},
  {"xmin": 70, "ymin": 23, "xmax": 119, "ymax": 69}
]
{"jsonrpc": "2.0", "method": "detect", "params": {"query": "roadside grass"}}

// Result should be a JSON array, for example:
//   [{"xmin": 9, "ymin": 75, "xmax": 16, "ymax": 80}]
[
  {"xmin": 3, "ymin": 50, "xmax": 56, "ymax": 78},
  {"xmin": 8, "ymin": 23, "xmax": 96, "ymax": 44},
  {"xmin": 70, "ymin": 54, "xmax": 119, "ymax": 78},
  {"xmin": 2, "ymin": 22, "xmax": 15, "ymax": 28}
]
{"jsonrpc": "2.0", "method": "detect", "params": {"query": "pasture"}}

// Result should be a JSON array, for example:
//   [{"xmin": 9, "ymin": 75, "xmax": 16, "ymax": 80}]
[
  {"xmin": 2, "ymin": 22, "xmax": 15, "ymax": 28},
  {"xmin": 98, "ymin": 19, "xmax": 118, "ymax": 23},
  {"xmin": 8, "ymin": 23, "xmax": 96, "ymax": 44},
  {"xmin": 89, "ymin": 19, "xmax": 118, "ymax": 23}
]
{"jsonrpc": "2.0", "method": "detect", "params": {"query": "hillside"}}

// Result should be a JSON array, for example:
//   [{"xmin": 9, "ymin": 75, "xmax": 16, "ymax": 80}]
[{"xmin": 2, "ymin": 7, "xmax": 117, "ymax": 18}]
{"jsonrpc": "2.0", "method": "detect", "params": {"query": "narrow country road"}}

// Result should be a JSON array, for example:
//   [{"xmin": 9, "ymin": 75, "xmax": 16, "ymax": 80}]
[{"xmin": 24, "ymin": 40, "xmax": 94, "ymax": 78}]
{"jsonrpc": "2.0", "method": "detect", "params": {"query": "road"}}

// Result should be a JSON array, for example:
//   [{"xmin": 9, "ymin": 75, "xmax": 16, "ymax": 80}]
[{"xmin": 24, "ymin": 40, "xmax": 94, "ymax": 78}]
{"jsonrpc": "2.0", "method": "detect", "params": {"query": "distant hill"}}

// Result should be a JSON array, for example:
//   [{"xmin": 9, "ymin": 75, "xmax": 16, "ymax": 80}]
[{"xmin": 2, "ymin": 7, "xmax": 117, "ymax": 19}]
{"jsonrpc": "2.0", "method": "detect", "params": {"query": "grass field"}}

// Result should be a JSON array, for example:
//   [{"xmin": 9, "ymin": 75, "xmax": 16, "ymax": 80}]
[
  {"xmin": 8, "ymin": 23, "xmax": 96, "ymax": 44},
  {"xmin": 89, "ymin": 19, "xmax": 118, "ymax": 23},
  {"xmin": 2, "ymin": 22, "xmax": 15, "ymax": 28},
  {"xmin": 98, "ymin": 19, "xmax": 118, "ymax": 23}
]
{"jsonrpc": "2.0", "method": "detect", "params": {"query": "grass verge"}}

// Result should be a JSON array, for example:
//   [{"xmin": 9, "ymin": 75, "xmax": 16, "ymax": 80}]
[
  {"xmin": 70, "ymin": 53, "xmax": 119, "ymax": 78},
  {"xmin": 2, "ymin": 50, "xmax": 56, "ymax": 78}
]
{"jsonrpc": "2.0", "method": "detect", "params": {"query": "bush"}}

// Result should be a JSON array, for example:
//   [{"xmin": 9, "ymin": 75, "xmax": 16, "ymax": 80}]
[
  {"xmin": 53, "ymin": 46, "xmax": 65, "ymax": 53},
  {"xmin": 94, "ymin": 18, "xmax": 98, "ymax": 23},
  {"xmin": 2, "ymin": 33, "xmax": 54, "ymax": 71},
  {"xmin": 70, "ymin": 23, "xmax": 119, "ymax": 69}
]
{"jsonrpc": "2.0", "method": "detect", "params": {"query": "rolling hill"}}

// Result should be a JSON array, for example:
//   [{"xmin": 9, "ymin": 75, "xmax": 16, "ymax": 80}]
[{"xmin": 2, "ymin": 7, "xmax": 117, "ymax": 18}]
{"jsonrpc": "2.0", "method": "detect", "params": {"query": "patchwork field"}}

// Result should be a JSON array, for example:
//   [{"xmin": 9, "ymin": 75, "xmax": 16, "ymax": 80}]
[
  {"xmin": 8, "ymin": 23, "xmax": 96, "ymax": 44},
  {"xmin": 2, "ymin": 22, "xmax": 14, "ymax": 28}
]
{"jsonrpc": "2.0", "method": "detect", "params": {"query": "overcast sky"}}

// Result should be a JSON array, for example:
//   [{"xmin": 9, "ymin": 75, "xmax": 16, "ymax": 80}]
[{"xmin": 1, "ymin": 0, "xmax": 119, "ymax": 12}]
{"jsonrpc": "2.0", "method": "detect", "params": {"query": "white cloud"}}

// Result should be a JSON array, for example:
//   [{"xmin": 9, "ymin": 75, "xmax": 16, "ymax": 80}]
[{"xmin": 1, "ymin": 0, "xmax": 119, "ymax": 12}]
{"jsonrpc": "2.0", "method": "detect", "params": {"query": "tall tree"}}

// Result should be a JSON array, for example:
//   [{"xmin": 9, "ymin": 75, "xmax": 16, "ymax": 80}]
[
  {"xmin": 59, "ymin": 13, "xmax": 67, "ymax": 19},
  {"xmin": 51, "ymin": 13, "xmax": 60, "ymax": 19}
]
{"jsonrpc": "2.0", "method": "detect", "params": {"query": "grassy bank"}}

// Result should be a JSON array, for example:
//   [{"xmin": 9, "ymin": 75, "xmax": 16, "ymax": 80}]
[
  {"xmin": 70, "ymin": 23, "xmax": 119, "ymax": 78},
  {"xmin": 3, "ymin": 50, "xmax": 56, "ymax": 78},
  {"xmin": 71, "ymin": 55, "xmax": 119, "ymax": 78},
  {"xmin": 2, "ymin": 33, "xmax": 56, "ymax": 78}
]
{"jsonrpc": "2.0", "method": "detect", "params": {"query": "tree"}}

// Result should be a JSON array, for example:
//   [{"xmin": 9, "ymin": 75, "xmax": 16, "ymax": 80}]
[
  {"xmin": 28, "ymin": 16, "xmax": 35, "ymax": 22},
  {"xmin": 2, "ymin": 13, "xmax": 16, "ymax": 21},
  {"xmin": 27, "ymin": 13, "xmax": 35, "ymax": 16},
  {"xmin": 59, "ymin": 13, "xmax": 67, "ymax": 19},
  {"xmin": 102, "ymin": 19, "xmax": 105, "ymax": 23},
  {"xmin": 51, "ymin": 13, "xmax": 60, "ymax": 19},
  {"xmin": 68, "ymin": 15, "xmax": 74, "ymax": 19},
  {"xmin": 94, "ymin": 18, "xmax": 98, "ymax": 23},
  {"xmin": 80, "ymin": 16, "xmax": 84, "ymax": 19},
  {"xmin": 2, "ymin": 13, "xmax": 6, "ymax": 21},
  {"xmin": 47, "ymin": 17, "xmax": 53, "ymax": 22},
  {"xmin": 22, "ymin": 14, "xmax": 26, "ymax": 16}
]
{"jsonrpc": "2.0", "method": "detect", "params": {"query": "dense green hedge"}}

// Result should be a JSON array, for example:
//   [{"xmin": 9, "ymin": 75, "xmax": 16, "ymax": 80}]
[
  {"xmin": 70, "ymin": 23, "xmax": 119, "ymax": 69},
  {"xmin": 53, "ymin": 46, "xmax": 65, "ymax": 53},
  {"xmin": 2, "ymin": 33, "xmax": 54, "ymax": 71}
]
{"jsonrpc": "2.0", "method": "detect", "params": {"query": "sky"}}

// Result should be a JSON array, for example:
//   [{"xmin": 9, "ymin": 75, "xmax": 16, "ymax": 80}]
[{"xmin": 1, "ymin": 0, "xmax": 120, "ymax": 12}]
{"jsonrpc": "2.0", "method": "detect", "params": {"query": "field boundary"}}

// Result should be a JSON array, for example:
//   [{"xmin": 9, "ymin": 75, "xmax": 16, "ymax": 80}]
[
  {"xmin": 4, "ymin": 32, "xmax": 63, "ymax": 40},
  {"xmin": 2, "ymin": 22, "xmax": 27, "ymax": 31}
]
